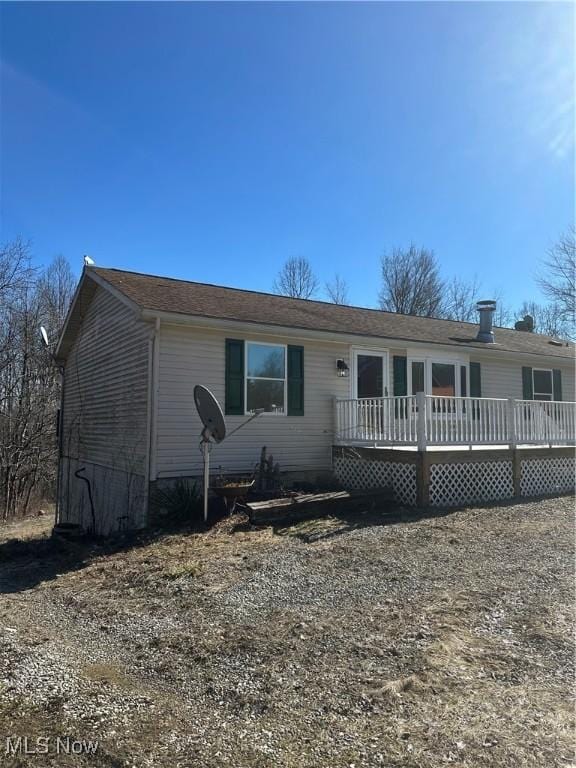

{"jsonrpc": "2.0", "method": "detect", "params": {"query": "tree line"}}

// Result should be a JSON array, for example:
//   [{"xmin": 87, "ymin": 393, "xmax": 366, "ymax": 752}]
[
  {"xmin": 0, "ymin": 240, "xmax": 75, "ymax": 519},
  {"xmin": 272, "ymin": 229, "xmax": 575, "ymax": 338}
]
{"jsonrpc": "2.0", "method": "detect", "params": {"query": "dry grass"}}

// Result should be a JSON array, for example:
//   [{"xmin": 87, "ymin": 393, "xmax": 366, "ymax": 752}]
[
  {"xmin": 163, "ymin": 559, "xmax": 203, "ymax": 580},
  {"xmin": 81, "ymin": 663, "xmax": 136, "ymax": 690},
  {"xmin": 0, "ymin": 497, "xmax": 573, "ymax": 767},
  {"xmin": 0, "ymin": 511, "xmax": 53, "ymax": 543}
]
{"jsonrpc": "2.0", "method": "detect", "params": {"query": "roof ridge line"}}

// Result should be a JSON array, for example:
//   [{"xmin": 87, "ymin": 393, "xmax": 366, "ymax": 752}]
[{"xmin": 92, "ymin": 266, "xmax": 528, "ymax": 335}]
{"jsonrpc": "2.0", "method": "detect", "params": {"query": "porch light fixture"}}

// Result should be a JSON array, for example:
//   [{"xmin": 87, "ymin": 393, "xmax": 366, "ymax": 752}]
[{"xmin": 336, "ymin": 359, "xmax": 349, "ymax": 377}]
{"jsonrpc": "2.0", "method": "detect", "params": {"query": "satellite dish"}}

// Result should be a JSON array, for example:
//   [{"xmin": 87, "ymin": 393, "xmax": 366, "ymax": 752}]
[
  {"xmin": 194, "ymin": 385, "xmax": 227, "ymax": 522},
  {"xmin": 192, "ymin": 386, "xmax": 265, "ymax": 523},
  {"xmin": 194, "ymin": 385, "xmax": 226, "ymax": 443},
  {"xmin": 40, "ymin": 326, "xmax": 49, "ymax": 347},
  {"xmin": 83, "ymin": 255, "xmax": 95, "ymax": 266}
]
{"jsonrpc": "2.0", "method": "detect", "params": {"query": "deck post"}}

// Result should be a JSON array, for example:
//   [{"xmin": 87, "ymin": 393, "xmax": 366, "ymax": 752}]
[
  {"xmin": 416, "ymin": 392, "xmax": 427, "ymax": 451},
  {"xmin": 512, "ymin": 448, "xmax": 522, "ymax": 497},
  {"xmin": 416, "ymin": 450, "xmax": 430, "ymax": 507},
  {"xmin": 333, "ymin": 397, "xmax": 340, "ymax": 445},
  {"xmin": 507, "ymin": 398, "xmax": 516, "ymax": 449}
]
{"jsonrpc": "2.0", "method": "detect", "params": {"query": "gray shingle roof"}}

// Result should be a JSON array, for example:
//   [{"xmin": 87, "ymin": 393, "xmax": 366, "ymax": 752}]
[{"xmin": 92, "ymin": 267, "xmax": 575, "ymax": 360}]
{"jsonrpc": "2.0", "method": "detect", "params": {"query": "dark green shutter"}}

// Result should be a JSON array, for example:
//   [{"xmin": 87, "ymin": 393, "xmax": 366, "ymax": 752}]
[
  {"xmin": 522, "ymin": 367, "xmax": 533, "ymax": 400},
  {"xmin": 225, "ymin": 339, "xmax": 244, "ymax": 415},
  {"xmin": 470, "ymin": 362, "xmax": 482, "ymax": 398},
  {"xmin": 287, "ymin": 345, "xmax": 304, "ymax": 416},
  {"xmin": 393, "ymin": 356, "xmax": 407, "ymax": 396},
  {"xmin": 553, "ymin": 369, "xmax": 562, "ymax": 401}
]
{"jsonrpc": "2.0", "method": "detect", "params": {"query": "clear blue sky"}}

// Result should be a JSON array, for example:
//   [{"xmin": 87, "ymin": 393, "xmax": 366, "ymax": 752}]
[{"xmin": 1, "ymin": 1, "xmax": 573, "ymax": 310}]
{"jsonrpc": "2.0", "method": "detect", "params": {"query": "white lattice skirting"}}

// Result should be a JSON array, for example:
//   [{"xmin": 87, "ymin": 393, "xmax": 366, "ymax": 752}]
[
  {"xmin": 333, "ymin": 456, "xmax": 417, "ymax": 506},
  {"xmin": 429, "ymin": 461, "xmax": 514, "ymax": 507},
  {"xmin": 520, "ymin": 457, "xmax": 575, "ymax": 497}
]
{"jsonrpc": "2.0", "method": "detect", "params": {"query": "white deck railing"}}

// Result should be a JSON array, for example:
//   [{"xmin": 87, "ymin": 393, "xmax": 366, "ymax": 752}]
[
  {"xmin": 513, "ymin": 399, "xmax": 576, "ymax": 445},
  {"xmin": 335, "ymin": 394, "xmax": 576, "ymax": 449}
]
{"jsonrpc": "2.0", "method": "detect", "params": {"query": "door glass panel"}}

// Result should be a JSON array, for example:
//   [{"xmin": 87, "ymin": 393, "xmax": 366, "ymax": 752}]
[
  {"xmin": 432, "ymin": 363, "xmax": 455, "ymax": 397},
  {"xmin": 357, "ymin": 355, "xmax": 383, "ymax": 398},
  {"xmin": 411, "ymin": 361, "xmax": 425, "ymax": 394}
]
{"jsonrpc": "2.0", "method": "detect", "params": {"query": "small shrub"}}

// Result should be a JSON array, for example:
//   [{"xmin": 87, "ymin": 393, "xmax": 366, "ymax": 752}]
[{"xmin": 151, "ymin": 479, "xmax": 202, "ymax": 525}]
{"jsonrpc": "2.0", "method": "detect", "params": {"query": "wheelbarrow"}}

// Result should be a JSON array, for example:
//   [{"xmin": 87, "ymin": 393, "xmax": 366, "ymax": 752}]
[{"xmin": 212, "ymin": 477, "xmax": 255, "ymax": 515}]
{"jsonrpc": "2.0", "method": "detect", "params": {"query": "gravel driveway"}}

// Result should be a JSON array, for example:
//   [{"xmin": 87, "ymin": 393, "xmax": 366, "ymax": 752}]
[{"xmin": 0, "ymin": 497, "xmax": 573, "ymax": 767}]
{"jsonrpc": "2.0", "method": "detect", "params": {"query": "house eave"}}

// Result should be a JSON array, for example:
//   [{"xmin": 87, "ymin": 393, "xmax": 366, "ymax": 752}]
[{"xmin": 139, "ymin": 308, "xmax": 574, "ymax": 365}]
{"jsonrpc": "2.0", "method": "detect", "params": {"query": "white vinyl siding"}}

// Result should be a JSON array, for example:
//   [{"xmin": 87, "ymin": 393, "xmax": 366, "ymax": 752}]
[
  {"xmin": 472, "ymin": 357, "xmax": 575, "ymax": 402},
  {"xmin": 562, "ymin": 367, "xmax": 575, "ymax": 401},
  {"xmin": 155, "ymin": 325, "xmax": 351, "ymax": 476},
  {"xmin": 155, "ymin": 326, "xmax": 575, "ymax": 478},
  {"xmin": 62, "ymin": 286, "xmax": 150, "ymax": 472}
]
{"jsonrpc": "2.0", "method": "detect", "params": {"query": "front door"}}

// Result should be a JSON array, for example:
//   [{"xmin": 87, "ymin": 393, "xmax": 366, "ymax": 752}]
[
  {"xmin": 351, "ymin": 349, "xmax": 388, "ymax": 442},
  {"xmin": 352, "ymin": 349, "xmax": 388, "ymax": 399}
]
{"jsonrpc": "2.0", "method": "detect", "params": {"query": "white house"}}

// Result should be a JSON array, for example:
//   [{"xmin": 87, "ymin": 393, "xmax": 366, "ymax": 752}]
[{"xmin": 55, "ymin": 267, "xmax": 575, "ymax": 533}]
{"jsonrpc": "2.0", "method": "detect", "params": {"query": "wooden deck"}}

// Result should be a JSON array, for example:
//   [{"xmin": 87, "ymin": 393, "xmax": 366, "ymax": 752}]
[{"xmin": 335, "ymin": 393, "xmax": 576, "ymax": 450}]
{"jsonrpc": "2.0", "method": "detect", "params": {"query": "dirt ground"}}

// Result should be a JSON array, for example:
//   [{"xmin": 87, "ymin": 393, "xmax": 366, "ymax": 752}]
[{"xmin": 0, "ymin": 497, "xmax": 574, "ymax": 768}]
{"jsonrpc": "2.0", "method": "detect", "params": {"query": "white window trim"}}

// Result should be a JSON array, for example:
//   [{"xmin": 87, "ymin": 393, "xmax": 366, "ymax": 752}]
[
  {"xmin": 532, "ymin": 367, "xmax": 553, "ymax": 401},
  {"xmin": 244, "ymin": 340, "xmax": 287, "ymax": 416},
  {"xmin": 349, "ymin": 347, "xmax": 390, "ymax": 399}
]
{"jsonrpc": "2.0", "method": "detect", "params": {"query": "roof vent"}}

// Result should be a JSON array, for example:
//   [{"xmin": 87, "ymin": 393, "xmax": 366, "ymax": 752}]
[
  {"xmin": 514, "ymin": 315, "xmax": 534, "ymax": 333},
  {"xmin": 476, "ymin": 300, "xmax": 496, "ymax": 343}
]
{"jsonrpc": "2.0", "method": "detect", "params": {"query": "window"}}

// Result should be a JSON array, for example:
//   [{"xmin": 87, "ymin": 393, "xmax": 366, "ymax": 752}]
[
  {"xmin": 533, "ymin": 368, "xmax": 553, "ymax": 401},
  {"xmin": 431, "ymin": 362, "xmax": 456, "ymax": 397},
  {"xmin": 246, "ymin": 342, "xmax": 286, "ymax": 414},
  {"xmin": 411, "ymin": 361, "xmax": 425, "ymax": 395},
  {"xmin": 407, "ymin": 355, "xmax": 468, "ymax": 399}
]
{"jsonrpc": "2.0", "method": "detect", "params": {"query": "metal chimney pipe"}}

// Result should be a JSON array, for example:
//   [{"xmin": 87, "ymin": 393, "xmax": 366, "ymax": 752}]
[{"xmin": 476, "ymin": 300, "xmax": 496, "ymax": 343}]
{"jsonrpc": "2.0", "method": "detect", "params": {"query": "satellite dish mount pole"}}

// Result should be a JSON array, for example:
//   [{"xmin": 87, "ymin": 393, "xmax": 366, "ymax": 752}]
[{"xmin": 201, "ymin": 427, "xmax": 211, "ymax": 523}]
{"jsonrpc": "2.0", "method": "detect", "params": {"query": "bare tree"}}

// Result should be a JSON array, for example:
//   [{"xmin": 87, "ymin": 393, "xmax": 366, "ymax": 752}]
[
  {"xmin": 379, "ymin": 244, "xmax": 444, "ymax": 317},
  {"xmin": 442, "ymin": 276, "xmax": 481, "ymax": 322},
  {"xmin": 490, "ymin": 290, "xmax": 514, "ymax": 328},
  {"xmin": 37, "ymin": 254, "xmax": 76, "ymax": 328},
  {"xmin": 0, "ymin": 241, "xmax": 75, "ymax": 519},
  {"xmin": 325, "ymin": 274, "xmax": 349, "ymax": 305},
  {"xmin": 538, "ymin": 228, "xmax": 575, "ymax": 323},
  {"xmin": 0, "ymin": 239, "xmax": 34, "ymax": 375},
  {"xmin": 0, "ymin": 236, "xmax": 33, "ymax": 299},
  {"xmin": 273, "ymin": 257, "xmax": 319, "ymax": 299},
  {"xmin": 515, "ymin": 300, "xmax": 573, "ymax": 339}
]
